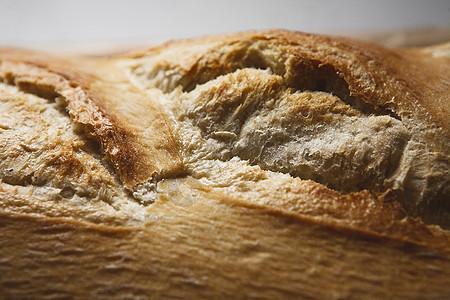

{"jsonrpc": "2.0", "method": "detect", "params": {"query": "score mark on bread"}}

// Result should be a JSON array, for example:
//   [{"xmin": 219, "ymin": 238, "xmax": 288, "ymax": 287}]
[
  {"xmin": 0, "ymin": 30, "xmax": 449, "ymax": 233},
  {"xmin": 122, "ymin": 31, "xmax": 450, "ymax": 227}
]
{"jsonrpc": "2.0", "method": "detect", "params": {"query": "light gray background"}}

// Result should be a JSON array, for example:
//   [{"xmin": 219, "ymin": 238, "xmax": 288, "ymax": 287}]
[{"xmin": 1, "ymin": 0, "xmax": 449, "ymax": 49}]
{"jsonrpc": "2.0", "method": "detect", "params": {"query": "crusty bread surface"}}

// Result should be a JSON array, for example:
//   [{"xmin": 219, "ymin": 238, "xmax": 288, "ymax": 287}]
[{"xmin": 0, "ymin": 30, "xmax": 449, "ymax": 299}]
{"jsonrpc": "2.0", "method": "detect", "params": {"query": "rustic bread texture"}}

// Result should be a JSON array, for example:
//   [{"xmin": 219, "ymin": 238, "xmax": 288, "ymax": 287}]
[
  {"xmin": 122, "ymin": 30, "xmax": 450, "ymax": 226},
  {"xmin": 0, "ymin": 30, "xmax": 449, "ymax": 298}
]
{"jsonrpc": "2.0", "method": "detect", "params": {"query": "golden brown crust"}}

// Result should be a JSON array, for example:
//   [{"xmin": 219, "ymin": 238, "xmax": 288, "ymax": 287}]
[
  {"xmin": 123, "ymin": 29, "xmax": 449, "ymax": 225},
  {"xmin": 0, "ymin": 50, "xmax": 185, "ymax": 192},
  {"xmin": 0, "ymin": 30, "xmax": 449, "ymax": 298}
]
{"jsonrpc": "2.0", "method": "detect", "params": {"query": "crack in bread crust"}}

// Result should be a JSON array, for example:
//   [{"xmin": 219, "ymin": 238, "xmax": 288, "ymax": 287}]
[
  {"xmin": 123, "ymin": 31, "xmax": 450, "ymax": 228},
  {"xmin": 179, "ymin": 68, "xmax": 410, "ymax": 194},
  {"xmin": 0, "ymin": 57, "xmax": 186, "ymax": 204},
  {"xmin": 0, "ymin": 83, "xmax": 152, "ymax": 225}
]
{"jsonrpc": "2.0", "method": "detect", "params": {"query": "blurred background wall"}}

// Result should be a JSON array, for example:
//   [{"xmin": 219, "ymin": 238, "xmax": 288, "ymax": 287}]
[{"xmin": 0, "ymin": 0, "xmax": 449, "ymax": 53}]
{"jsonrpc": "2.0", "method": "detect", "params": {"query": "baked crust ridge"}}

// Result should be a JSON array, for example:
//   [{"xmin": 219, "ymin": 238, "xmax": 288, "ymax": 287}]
[{"xmin": 0, "ymin": 30, "xmax": 449, "ymax": 298}]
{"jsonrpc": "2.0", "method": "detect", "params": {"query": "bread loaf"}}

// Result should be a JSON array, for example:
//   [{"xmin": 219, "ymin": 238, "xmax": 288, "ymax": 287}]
[{"xmin": 0, "ymin": 30, "xmax": 449, "ymax": 298}]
